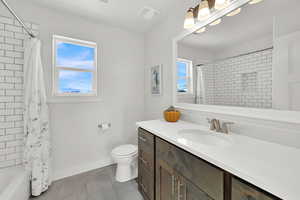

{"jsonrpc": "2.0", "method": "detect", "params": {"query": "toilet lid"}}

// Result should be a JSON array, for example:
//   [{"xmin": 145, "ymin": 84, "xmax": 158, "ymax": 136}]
[{"xmin": 112, "ymin": 144, "xmax": 138, "ymax": 156}]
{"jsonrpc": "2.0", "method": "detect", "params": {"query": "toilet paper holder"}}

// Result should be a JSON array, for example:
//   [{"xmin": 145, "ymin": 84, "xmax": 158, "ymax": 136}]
[{"xmin": 98, "ymin": 123, "xmax": 111, "ymax": 129}]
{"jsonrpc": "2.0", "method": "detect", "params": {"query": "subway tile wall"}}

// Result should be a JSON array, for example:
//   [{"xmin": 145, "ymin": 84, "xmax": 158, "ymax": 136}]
[
  {"xmin": 200, "ymin": 49, "xmax": 273, "ymax": 108},
  {"xmin": 0, "ymin": 15, "xmax": 39, "ymax": 169}
]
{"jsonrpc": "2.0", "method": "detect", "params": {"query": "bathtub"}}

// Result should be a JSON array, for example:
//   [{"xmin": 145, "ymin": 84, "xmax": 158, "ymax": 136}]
[{"xmin": 0, "ymin": 166, "xmax": 30, "ymax": 200}]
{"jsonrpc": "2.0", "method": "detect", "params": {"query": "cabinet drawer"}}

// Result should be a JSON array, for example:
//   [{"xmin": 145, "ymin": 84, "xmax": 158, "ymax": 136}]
[
  {"xmin": 232, "ymin": 177, "xmax": 277, "ymax": 200},
  {"xmin": 138, "ymin": 164, "xmax": 154, "ymax": 200},
  {"xmin": 138, "ymin": 128, "xmax": 154, "ymax": 172},
  {"xmin": 156, "ymin": 137, "xmax": 224, "ymax": 200},
  {"xmin": 138, "ymin": 128, "xmax": 154, "ymax": 146}
]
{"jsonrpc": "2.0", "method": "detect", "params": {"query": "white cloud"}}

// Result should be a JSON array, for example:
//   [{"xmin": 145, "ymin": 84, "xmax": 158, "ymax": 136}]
[{"xmin": 57, "ymin": 58, "xmax": 94, "ymax": 69}]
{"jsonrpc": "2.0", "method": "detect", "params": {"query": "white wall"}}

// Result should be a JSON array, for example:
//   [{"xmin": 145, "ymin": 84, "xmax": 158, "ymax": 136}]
[
  {"xmin": 144, "ymin": 1, "xmax": 300, "ymax": 148},
  {"xmin": 144, "ymin": 1, "xmax": 192, "ymax": 120},
  {"xmin": 178, "ymin": 44, "xmax": 214, "ymax": 65},
  {"xmin": 214, "ymin": 35, "xmax": 273, "ymax": 60},
  {"xmin": 0, "ymin": 0, "xmax": 145, "ymax": 179},
  {"xmin": 273, "ymin": 11, "xmax": 300, "ymax": 112}
]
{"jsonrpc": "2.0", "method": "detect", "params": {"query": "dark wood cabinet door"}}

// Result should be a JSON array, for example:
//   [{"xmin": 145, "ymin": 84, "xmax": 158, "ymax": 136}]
[
  {"xmin": 177, "ymin": 172, "xmax": 214, "ymax": 200},
  {"xmin": 139, "ymin": 164, "xmax": 154, "ymax": 200},
  {"xmin": 156, "ymin": 160, "xmax": 177, "ymax": 200},
  {"xmin": 232, "ymin": 178, "xmax": 278, "ymax": 200},
  {"xmin": 156, "ymin": 137, "xmax": 224, "ymax": 200},
  {"xmin": 156, "ymin": 160, "xmax": 214, "ymax": 200}
]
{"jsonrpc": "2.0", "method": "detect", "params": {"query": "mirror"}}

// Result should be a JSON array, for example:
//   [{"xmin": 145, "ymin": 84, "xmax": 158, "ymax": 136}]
[{"xmin": 175, "ymin": 0, "xmax": 300, "ymax": 111}]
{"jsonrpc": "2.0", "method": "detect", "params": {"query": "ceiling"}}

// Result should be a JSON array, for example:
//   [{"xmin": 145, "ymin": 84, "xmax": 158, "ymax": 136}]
[
  {"xmin": 179, "ymin": 0, "xmax": 300, "ymax": 53},
  {"xmin": 28, "ymin": 0, "xmax": 187, "ymax": 33}
]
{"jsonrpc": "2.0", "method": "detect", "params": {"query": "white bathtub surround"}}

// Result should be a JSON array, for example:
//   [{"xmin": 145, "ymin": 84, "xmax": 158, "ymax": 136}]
[
  {"xmin": 137, "ymin": 120, "xmax": 300, "ymax": 200},
  {"xmin": 199, "ymin": 49, "xmax": 273, "ymax": 108},
  {"xmin": 0, "ymin": 15, "xmax": 39, "ymax": 169},
  {"xmin": 23, "ymin": 38, "xmax": 51, "ymax": 196},
  {"xmin": 0, "ymin": 166, "xmax": 30, "ymax": 200}
]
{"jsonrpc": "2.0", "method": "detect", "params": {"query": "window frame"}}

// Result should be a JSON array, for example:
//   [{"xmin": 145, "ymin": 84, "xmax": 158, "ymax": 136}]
[
  {"xmin": 176, "ymin": 58, "xmax": 194, "ymax": 94},
  {"xmin": 52, "ymin": 35, "xmax": 98, "ymax": 97}
]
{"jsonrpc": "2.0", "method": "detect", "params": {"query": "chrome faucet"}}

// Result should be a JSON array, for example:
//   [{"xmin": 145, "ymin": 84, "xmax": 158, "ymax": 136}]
[{"xmin": 207, "ymin": 118, "xmax": 234, "ymax": 134}]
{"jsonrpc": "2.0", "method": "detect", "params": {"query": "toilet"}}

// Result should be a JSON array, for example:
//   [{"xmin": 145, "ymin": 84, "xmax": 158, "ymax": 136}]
[{"xmin": 111, "ymin": 144, "xmax": 138, "ymax": 182}]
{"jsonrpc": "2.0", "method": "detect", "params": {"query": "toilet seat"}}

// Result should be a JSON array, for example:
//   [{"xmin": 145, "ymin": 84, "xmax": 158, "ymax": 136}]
[{"xmin": 112, "ymin": 144, "xmax": 138, "ymax": 157}]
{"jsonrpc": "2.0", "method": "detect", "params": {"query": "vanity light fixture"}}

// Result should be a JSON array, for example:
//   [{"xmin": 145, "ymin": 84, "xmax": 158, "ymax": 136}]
[
  {"xmin": 226, "ymin": 7, "xmax": 241, "ymax": 16},
  {"xmin": 196, "ymin": 27, "xmax": 206, "ymax": 34},
  {"xmin": 249, "ymin": 0, "xmax": 264, "ymax": 4},
  {"xmin": 184, "ymin": 8, "xmax": 195, "ymax": 29},
  {"xmin": 197, "ymin": 0, "xmax": 211, "ymax": 21},
  {"xmin": 214, "ymin": 0, "xmax": 229, "ymax": 10},
  {"xmin": 183, "ymin": 0, "xmax": 245, "ymax": 30},
  {"xmin": 210, "ymin": 18, "xmax": 222, "ymax": 26}
]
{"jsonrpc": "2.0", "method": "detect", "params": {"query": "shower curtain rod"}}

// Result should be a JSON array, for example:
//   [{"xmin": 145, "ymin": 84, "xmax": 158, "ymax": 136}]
[
  {"xmin": 196, "ymin": 46, "xmax": 273, "ymax": 67},
  {"xmin": 1, "ymin": 0, "xmax": 35, "ymax": 38}
]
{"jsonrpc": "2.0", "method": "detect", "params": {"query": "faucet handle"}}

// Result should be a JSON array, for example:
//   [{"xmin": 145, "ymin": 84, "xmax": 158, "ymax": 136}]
[{"xmin": 221, "ymin": 121, "xmax": 234, "ymax": 134}]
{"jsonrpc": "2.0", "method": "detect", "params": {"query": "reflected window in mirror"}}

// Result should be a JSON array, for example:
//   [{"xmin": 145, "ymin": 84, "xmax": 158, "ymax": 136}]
[{"xmin": 176, "ymin": 58, "xmax": 193, "ymax": 94}]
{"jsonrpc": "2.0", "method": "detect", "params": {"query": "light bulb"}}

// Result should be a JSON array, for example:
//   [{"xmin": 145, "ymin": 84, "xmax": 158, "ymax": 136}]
[
  {"xmin": 197, "ymin": 0, "xmax": 211, "ymax": 21},
  {"xmin": 184, "ymin": 8, "xmax": 195, "ymax": 29},
  {"xmin": 195, "ymin": 27, "xmax": 206, "ymax": 34},
  {"xmin": 214, "ymin": 0, "xmax": 229, "ymax": 10},
  {"xmin": 226, "ymin": 7, "xmax": 241, "ymax": 16},
  {"xmin": 210, "ymin": 18, "xmax": 222, "ymax": 26},
  {"xmin": 249, "ymin": 0, "xmax": 264, "ymax": 4}
]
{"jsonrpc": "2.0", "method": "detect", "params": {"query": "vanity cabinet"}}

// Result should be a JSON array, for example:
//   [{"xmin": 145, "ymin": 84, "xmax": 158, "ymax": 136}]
[
  {"xmin": 138, "ymin": 128, "xmax": 155, "ymax": 200},
  {"xmin": 138, "ymin": 128, "xmax": 280, "ymax": 200}
]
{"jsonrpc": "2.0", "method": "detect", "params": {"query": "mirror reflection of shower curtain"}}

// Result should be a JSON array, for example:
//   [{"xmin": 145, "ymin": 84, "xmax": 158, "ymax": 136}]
[{"xmin": 196, "ymin": 67, "xmax": 206, "ymax": 104}]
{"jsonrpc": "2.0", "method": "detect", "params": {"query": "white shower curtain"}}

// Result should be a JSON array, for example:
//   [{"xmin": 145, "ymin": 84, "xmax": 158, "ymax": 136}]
[{"xmin": 23, "ymin": 38, "xmax": 52, "ymax": 196}]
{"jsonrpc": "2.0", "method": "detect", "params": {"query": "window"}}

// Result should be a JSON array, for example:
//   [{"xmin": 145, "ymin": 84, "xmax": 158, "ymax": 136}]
[
  {"xmin": 177, "ymin": 58, "xmax": 193, "ymax": 93},
  {"xmin": 53, "ymin": 35, "xmax": 97, "ymax": 96}
]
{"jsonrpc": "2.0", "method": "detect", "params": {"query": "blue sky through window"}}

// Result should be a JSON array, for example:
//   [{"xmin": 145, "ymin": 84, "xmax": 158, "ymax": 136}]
[
  {"xmin": 56, "ymin": 42, "xmax": 95, "ymax": 69},
  {"xmin": 59, "ymin": 70, "xmax": 93, "ymax": 93},
  {"xmin": 177, "ymin": 61, "xmax": 187, "ymax": 77},
  {"xmin": 177, "ymin": 61, "xmax": 188, "ymax": 92},
  {"xmin": 56, "ymin": 41, "xmax": 95, "ymax": 93}
]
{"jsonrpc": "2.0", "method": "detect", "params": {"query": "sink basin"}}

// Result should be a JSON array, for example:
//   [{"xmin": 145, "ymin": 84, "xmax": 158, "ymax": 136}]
[
  {"xmin": 178, "ymin": 129, "xmax": 210, "ymax": 137},
  {"xmin": 177, "ymin": 129, "xmax": 233, "ymax": 147}
]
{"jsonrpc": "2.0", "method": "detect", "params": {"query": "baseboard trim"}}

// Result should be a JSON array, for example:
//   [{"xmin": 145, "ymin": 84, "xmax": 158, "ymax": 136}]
[{"xmin": 53, "ymin": 158, "xmax": 115, "ymax": 181}]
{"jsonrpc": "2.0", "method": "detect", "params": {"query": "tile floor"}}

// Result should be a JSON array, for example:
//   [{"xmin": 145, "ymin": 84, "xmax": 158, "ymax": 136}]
[{"xmin": 30, "ymin": 165, "xmax": 143, "ymax": 200}]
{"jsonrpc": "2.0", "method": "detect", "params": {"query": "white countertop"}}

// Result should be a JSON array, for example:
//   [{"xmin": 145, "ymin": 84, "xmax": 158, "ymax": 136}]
[{"xmin": 136, "ymin": 120, "xmax": 300, "ymax": 200}]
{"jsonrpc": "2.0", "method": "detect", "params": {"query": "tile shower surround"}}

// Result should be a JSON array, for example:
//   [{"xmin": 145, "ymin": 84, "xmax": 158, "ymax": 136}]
[
  {"xmin": 200, "ymin": 49, "xmax": 273, "ymax": 108},
  {"xmin": 0, "ymin": 15, "xmax": 39, "ymax": 168}
]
